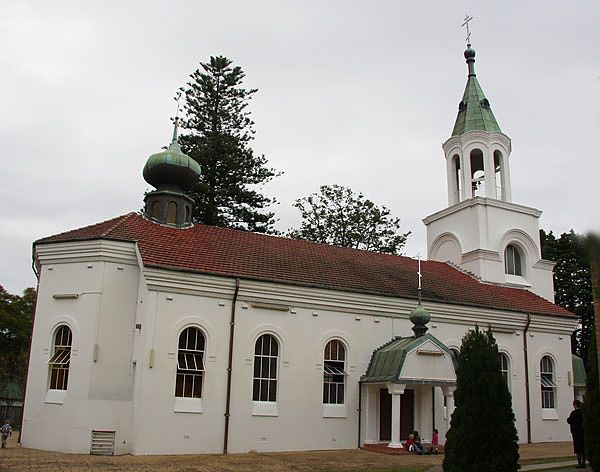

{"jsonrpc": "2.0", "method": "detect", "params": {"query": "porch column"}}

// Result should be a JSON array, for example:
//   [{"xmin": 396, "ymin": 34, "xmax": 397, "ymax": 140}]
[
  {"xmin": 363, "ymin": 384, "xmax": 378, "ymax": 444},
  {"xmin": 387, "ymin": 383, "xmax": 406, "ymax": 448},
  {"xmin": 442, "ymin": 386, "xmax": 456, "ymax": 432}
]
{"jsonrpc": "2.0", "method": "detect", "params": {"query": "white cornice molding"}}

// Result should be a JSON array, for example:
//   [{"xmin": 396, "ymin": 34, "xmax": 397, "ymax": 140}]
[
  {"xmin": 534, "ymin": 259, "xmax": 556, "ymax": 271},
  {"xmin": 461, "ymin": 248, "xmax": 501, "ymax": 264},
  {"xmin": 442, "ymin": 130, "xmax": 511, "ymax": 154},
  {"xmin": 141, "ymin": 267, "xmax": 577, "ymax": 333},
  {"xmin": 35, "ymin": 240, "xmax": 138, "ymax": 266},
  {"xmin": 423, "ymin": 197, "xmax": 542, "ymax": 225}
]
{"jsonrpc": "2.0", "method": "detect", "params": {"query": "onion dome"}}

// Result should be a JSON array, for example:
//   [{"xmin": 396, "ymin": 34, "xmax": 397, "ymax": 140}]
[
  {"xmin": 464, "ymin": 44, "xmax": 476, "ymax": 60},
  {"xmin": 143, "ymin": 121, "xmax": 201, "ymax": 192},
  {"xmin": 142, "ymin": 120, "xmax": 200, "ymax": 228},
  {"xmin": 409, "ymin": 303, "xmax": 431, "ymax": 338}
]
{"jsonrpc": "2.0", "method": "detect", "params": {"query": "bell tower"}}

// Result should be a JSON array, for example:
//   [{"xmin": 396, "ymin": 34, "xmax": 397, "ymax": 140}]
[{"xmin": 423, "ymin": 40, "xmax": 555, "ymax": 301}]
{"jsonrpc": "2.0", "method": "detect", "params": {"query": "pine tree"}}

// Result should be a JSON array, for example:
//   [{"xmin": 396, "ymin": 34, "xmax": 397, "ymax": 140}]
[
  {"xmin": 179, "ymin": 56, "xmax": 279, "ymax": 233},
  {"xmin": 443, "ymin": 327, "xmax": 520, "ymax": 472},
  {"xmin": 540, "ymin": 229, "xmax": 594, "ymax": 366}
]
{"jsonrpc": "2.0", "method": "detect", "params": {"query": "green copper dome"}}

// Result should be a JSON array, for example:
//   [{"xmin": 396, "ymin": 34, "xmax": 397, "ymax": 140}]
[
  {"xmin": 451, "ymin": 44, "xmax": 501, "ymax": 136},
  {"xmin": 143, "ymin": 126, "xmax": 201, "ymax": 191}
]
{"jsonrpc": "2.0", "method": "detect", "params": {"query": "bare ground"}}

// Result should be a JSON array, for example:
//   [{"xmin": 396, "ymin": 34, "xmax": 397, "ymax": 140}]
[{"xmin": 0, "ymin": 435, "xmax": 574, "ymax": 472}]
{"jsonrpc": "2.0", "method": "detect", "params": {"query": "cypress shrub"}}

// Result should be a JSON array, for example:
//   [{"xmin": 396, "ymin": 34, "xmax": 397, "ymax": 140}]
[
  {"xmin": 443, "ymin": 326, "xmax": 520, "ymax": 472},
  {"xmin": 584, "ymin": 330, "xmax": 600, "ymax": 471}
]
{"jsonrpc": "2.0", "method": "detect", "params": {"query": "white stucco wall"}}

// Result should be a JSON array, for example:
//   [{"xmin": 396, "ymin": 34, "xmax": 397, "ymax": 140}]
[
  {"xmin": 22, "ymin": 241, "xmax": 139, "ymax": 454},
  {"xmin": 424, "ymin": 198, "xmax": 555, "ymax": 301},
  {"xmin": 23, "ymin": 239, "xmax": 577, "ymax": 455}
]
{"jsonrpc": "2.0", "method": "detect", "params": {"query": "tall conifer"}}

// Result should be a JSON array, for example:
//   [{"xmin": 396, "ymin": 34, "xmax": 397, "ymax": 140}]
[
  {"xmin": 443, "ymin": 327, "xmax": 519, "ymax": 472},
  {"xmin": 179, "ymin": 56, "xmax": 279, "ymax": 233}
]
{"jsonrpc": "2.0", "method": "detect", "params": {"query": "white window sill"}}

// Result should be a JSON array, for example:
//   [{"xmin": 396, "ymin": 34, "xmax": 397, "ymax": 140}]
[
  {"xmin": 44, "ymin": 389, "xmax": 67, "ymax": 404},
  {"xmin": 322, "ymin": 403, "xmax": 346, "ymax": 418},
  {"xmin": 174, "ymin": 397, "xmax": 203, "ymax": 413},
  {"xmin": 252, "ymin": 401, "xmax": 278, "ymax": 416},
  {"xmin": 505, "ymin": 274, "xmax": 530, "ymax": 287},
  {"xmin": 542, "ymin": 408, "xmax": 559, "ymax": 420}
]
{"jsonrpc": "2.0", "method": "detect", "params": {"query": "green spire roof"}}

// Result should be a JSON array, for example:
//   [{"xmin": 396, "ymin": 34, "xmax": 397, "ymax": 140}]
[{"xmin": 451, "ymin": 45, "xmax": 501, "ymax": 136}]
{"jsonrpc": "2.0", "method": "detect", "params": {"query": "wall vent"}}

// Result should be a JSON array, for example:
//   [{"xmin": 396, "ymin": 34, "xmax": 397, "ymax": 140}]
[{"xmin": 90, "ymin": 430, "xmax": 115, "ymax": 455}]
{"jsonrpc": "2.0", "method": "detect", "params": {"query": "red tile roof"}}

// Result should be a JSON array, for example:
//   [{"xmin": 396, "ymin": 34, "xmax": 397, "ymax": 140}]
[{"xmin": 36, "ymin": 213, "xmax": 573, "ymax": 318}]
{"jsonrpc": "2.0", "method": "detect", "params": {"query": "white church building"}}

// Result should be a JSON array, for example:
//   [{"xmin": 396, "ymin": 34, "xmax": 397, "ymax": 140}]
[{"xmin": 22, "ymin": 44, "xmax": 577, "ymax": 456}]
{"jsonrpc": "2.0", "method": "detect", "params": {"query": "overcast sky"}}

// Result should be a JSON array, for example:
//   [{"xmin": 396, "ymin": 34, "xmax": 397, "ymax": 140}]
[{"xmin": 1, "ymin": 1, "xmax": 599, "ymax": 294}]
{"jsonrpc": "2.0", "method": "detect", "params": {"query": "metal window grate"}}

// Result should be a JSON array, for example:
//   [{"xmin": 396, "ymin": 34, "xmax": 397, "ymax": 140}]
[
  {"xmin": 177, "ymin": 352, "xmax": 205, "ymax": 372},
  {"xmin": 90, "ymin": 430, "xmax": 115, "ymax": 456},
  {"xmin": 323, "ymin": 363, "xmax": 348, "ymax": 376},
  {"xmin": 48, "ymin": 349, "xmax": 71, "ymax": 366},
  {"xmin": 540, "ymin": 376, "xmax": 557, "ymax": 388}
]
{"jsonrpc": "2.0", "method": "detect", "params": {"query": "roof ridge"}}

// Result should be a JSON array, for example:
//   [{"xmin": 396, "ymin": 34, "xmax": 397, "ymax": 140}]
[
  {"xmin": 198, "ymin": 221, "xmax": 417, "ymax": 263},
  {"xmin": 101, "ymin": 212, "xmax": 137, "ymax": 237}
]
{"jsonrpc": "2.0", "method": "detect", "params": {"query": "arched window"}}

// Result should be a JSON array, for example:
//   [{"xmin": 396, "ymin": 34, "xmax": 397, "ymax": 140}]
[
  {"xmin": 184, "ymin": 205, "xmax": 190, "ymax": 223},
  {"xmin": 175, "ymin": 327, "xmax": 205, "ymax": 398},
  {"xmin": 470, "ymin": 149, "xmax": 485, "ymax": 197},
  {"xmin": 166, "ymin": 201, "xmax": 178, "ymax": 225},
  {"xmin": 505, "ymin": 245, "xmax": 523, "ymax": 276},
  {"xmin": 540, "ymin": 356, "xmax": 557, "ymax": 409},
  {"xmin": 151, "ymin": 200, "xmax": 161, "ymax": 219},
  {"xmin": 499, "ymin": 352, "xmax": 510, "ymax": 389},
  {"xmin": 48, "ymin": 325, "xmax": 72, "ymax": 390},
  {"xmin": 253, "ymin": 334, "xmax": 278, "ymax": 402},
  {"xmin": 323, "ymin": 340, "xmax": 347, "ymax": 404}
]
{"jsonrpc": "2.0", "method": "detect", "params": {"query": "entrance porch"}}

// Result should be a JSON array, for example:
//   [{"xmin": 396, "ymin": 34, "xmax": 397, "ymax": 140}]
[{"xmin": 360, "ymin": 334, "xmax": 457, "ymax": 449}]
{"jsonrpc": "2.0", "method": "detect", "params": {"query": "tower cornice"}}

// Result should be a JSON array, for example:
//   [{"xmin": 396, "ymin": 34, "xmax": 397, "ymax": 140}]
[
  {"xmin": 422, "ymin": 197, "xmax": 542, "ymax": 226},
  {"xmin": 443, "ymin": 130, "xmax": 511, "ymax": 155}
]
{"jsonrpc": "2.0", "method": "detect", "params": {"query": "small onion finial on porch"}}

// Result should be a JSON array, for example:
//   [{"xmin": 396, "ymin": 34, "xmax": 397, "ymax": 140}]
[
  {"xmin": 410, "ymin": 304, "xmax": 431, "ymax": 338},
  {"xmin": 411, "ymin": 254, "xmax": 430, "ymax": 337}
]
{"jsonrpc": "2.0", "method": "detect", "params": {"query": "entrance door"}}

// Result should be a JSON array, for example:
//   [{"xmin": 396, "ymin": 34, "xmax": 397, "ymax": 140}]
[
  {"xmin": 379, "ymin": 388, "xmax": 415, "ymax": 441},
  {"xmin": 379, "ymin": 388, "xmax": 391, "ymax": 441},
  {"xmin": 400, "ymin": 389, "xmax": 414, "ymax": 439}
]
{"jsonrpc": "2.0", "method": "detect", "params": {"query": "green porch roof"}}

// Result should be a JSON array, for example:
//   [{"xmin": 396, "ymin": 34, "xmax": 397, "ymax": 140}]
[
  {"xmin": 451, "ymin": 46, "xmax": 501, "ymax": 136},
  {"xmin": 361, "ymin": 334, "xmax": 454, "ymax": 384},
  {"xmin": 572, "ymin": 354, "xmax": 586, "ymax": 388}
]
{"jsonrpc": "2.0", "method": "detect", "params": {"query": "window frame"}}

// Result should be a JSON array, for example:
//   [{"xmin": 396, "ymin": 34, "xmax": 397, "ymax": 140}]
[
  {"xmin": 499, "ymin": 352, "xmax": 510, "ymax": 391},
  {"xmin": 175, "ymin": 327, "xmax": 206, "ymax": 399},
  {"xmin": 504, "ymin": 244, "xmax": 523, "ymax": 276},
  {"xmin": 323, "ymin": 339, "xmax": 347, "ymax": 405},
  {"xmin": 540, "ymin": 355, "xmax": 557, "ymax": 410},
  {"xmin": 48, "ymin": 325, "xmax": 72, "ymax": 391},
  {"xmin": 252, "ymin": 334, "xmax": 279, "ymax": 403}
]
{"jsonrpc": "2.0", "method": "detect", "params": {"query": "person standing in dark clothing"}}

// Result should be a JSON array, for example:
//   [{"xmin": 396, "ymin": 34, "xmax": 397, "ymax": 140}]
[{"xmin": 567, "ymin": 400, "xmax": 586, "ymax": 468}]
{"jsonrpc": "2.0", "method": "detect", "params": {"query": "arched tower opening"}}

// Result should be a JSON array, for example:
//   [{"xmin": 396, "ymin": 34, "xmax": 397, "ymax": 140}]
[
  {"xmin": 452, "ymin": 154, "xmax": 462, "ymax": 203},
  {"xmin": 494, "ymin": 150, "xmax": 504, "ymax": 201},
  {"xmin": 470, "ymin": 149, "xmax": 485, "ymax": 197}
]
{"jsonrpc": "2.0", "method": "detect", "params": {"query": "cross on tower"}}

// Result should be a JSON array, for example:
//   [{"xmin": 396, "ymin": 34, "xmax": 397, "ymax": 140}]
[
  {"xmin": 174, "ymin": 91, "xmax": 182, "ymax": 121},
  {"xmin": 462, "ymin": 14, "xmax": 473, "ymax": 45}
]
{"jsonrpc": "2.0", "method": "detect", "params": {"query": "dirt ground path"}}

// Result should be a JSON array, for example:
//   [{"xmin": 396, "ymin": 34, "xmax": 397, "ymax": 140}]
[{"xmin": 0, "ymin": 435, "xmax": 574, "ymax": 472}]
